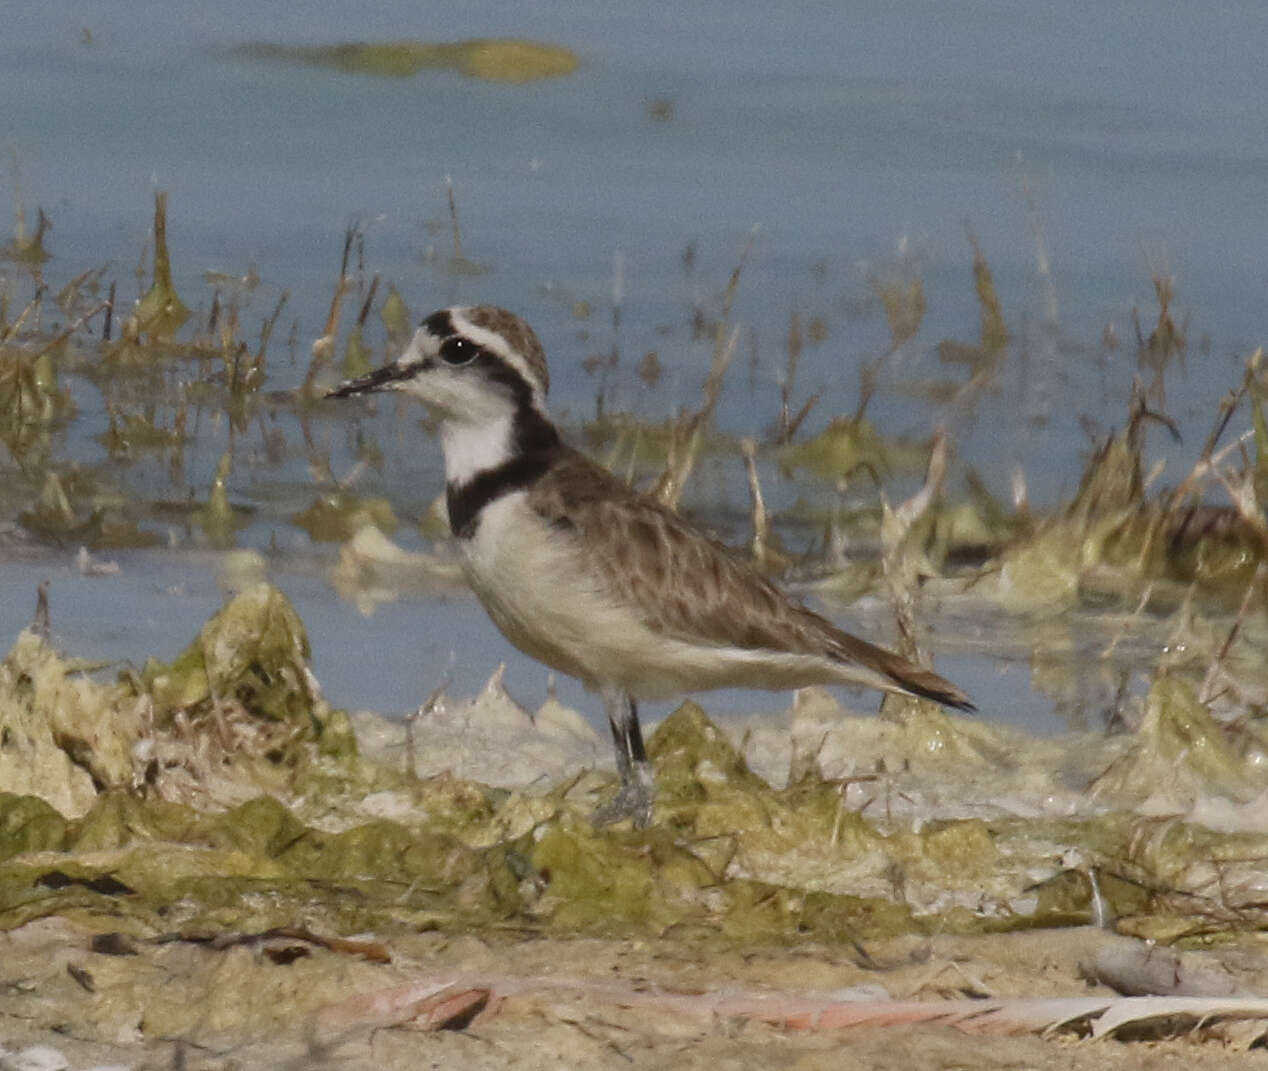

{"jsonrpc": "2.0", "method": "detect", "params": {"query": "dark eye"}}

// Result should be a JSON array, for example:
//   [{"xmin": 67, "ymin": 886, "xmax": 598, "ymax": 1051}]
[{"xmin": 440, "ymin": 337, "xmax": 479, "ymax": 366}]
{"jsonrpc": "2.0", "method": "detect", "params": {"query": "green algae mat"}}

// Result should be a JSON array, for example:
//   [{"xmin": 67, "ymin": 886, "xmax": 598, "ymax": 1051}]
[{"xmin": 2, "ymin": 582, "xmax": 1268, "ymax": 956}]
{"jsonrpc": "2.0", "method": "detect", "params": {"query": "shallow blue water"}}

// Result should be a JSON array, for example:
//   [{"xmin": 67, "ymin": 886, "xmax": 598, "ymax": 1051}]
[{"xmin": 2, "ymin": 3, "xmax": 1264, "ymax": 734}]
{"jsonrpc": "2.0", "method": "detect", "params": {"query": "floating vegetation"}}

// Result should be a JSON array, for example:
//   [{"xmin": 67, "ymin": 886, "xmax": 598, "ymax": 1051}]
[
  {"xmin": 0, "ymin": 331, "xmax": 75, "ymax": 459},
  {"xmin": 378, "ymin": 283, "xmax": 412, "ymax": 349},
  {"xmin": 130, "ymin": 191, "xmax": 189, "ymax": 340},
  {"xmin": 17, "ymin": 469, "xmax": 162, "ymax": 549},
  {"xmin": 237, "ymin": 38, "xmax": 581, "ymax": 83},
  {"xmin": 777, "ymin": 413, "xmax": 902, "ymax": 482},
  {"xmin": 934, "ymin": 229, "xmax": 1010, "ymax": 395},
  {"xmin": 996, "ymin": 368, "xmax": 1268, "ymax": 611},
  {"xmin": 2, "ymin": 158, "xmax": 52, "ymax": 270},
  {"xmin": 0, "ymin": 207, "xmax": 51, "ymax": 268},
  {"xmin": 192, "ymin": 451, "xmax": 245, "ymax": 547},
  {"xmin": 291, "ymin": 491, "xmax": 398, "ymax": 543}
]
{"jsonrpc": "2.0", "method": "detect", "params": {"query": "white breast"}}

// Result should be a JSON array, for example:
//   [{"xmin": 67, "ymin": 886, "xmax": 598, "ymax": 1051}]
[{"xmin": 458, "ymin": 493, "xmax": 634, "ymax": 688}]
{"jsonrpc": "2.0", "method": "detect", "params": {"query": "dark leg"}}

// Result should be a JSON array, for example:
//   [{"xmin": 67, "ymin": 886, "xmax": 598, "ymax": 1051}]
[{"xmin": 593, "ymin": 688, "xmax": 654, "ymax": 828}]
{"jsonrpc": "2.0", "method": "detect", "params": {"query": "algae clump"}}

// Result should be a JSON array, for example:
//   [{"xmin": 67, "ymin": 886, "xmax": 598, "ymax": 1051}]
[
  {"xmin": 1092, "ymin": 675, "xmax": 1263, "ymax": 807},
  {"xmin": 5, "ymin": 592, "xmax": 1268, "ymax": 978},
  {"xmin": 238, "ymin": 39, "xmax": 580, "ymax": 83},
  {"xmin": 142, "ymin": 581, "xmax": 354, "ymax": 761},
  {"xmin": 0, "ymin": 630, "xmax": 144, "ymax": 815},
  {"xmin": 0, "ymin": 582, "xmax": 356, "ymax": 822}
]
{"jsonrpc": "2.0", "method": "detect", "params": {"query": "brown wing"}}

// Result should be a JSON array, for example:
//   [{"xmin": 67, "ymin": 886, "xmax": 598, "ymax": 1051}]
[{"xmin": 528, "ymin": 448, "xmax": 974, "ymax": 710}]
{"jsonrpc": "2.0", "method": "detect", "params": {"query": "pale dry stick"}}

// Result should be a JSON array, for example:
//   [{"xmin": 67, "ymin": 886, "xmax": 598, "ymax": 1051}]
[
  {"xmin": 1199, "ymin": 561, "xmax": 1266, "ymax": 706},
  {"xmin": 35, "ymin": 298, "xmax": 111, "ymax": 351},
  {"xmin": 445, "ymin": 175, "xmax": 464, "ymax": 262},
  {"xmin": 1009, "ymin": 463, "xmax": 1031, "ymax": 521},
  {"xmin": 879, "ymin": 430, "xmax": 948, "ymax": 665},
  {"xmin": 1211, "ymin": 454, "xmax": 1268, "ymax": 544},
  {"xmin": 1141, "ymin": 457, "xmax": 1167, "ymax": 494},
  {"xmin": 650, "ymin": 231, "xmax": 755, "ymax": 506},
  {"xmin": 1164, "ymin": 361, "xmax": 1255, "ymax": 511},
  {"xmin": 305, "ymin": 225, "xmax": 357, "ymax": 382},
  {"xmin": 783, "ymin": 389, "xmax": 822, "ymax": 444},
  {"xmin": 1088, "ymin": 864, "xmax": 1114, "ymax": 930},
  {"xmin": 1166, "ymin": 424, "xmax": 1265, "ymax": 563},
  {"xmin": 1144, "ymin": 405, "xmax": 1260, "ymax": 583},
  {"xmin": 1183, "ymin": 429, "xmax": 1256, "ymax": 493},
  {"xmin": 0, "ymin": 288, "xmax": 44, "ymax": 344},
  {"xmin": 1099, "ymin": 581, "xmax": 1156, "ymax": 662},
  {"xmin": 1022, "ymin": 174, "xmax": 1059, "ymax": 329},
  {"xmin": 740, "ymin": 436, "xmax": 771, "ymax": 567},
  {"xmin": 314, "ymin": 972, "xmax": 1268, "ymax": 1041},
  {"xmin": 619, "ymin": 426, "xmax": 641, "ymax": 486},
  {"xmin": 652, "ymin": 323, "xmax": 740, "ymax": 509}
]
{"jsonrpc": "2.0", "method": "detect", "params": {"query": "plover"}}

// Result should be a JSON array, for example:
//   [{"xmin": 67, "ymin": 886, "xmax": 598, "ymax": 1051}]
[{"xmin": 328, "ymin": 305, "xmax": 973, "ymax": 827}]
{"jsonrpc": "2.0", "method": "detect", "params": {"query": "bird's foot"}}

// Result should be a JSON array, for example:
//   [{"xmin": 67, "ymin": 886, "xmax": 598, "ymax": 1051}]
[{"xmin": 592, "ymin": 761, "xmax": 655, "ymax": 829}]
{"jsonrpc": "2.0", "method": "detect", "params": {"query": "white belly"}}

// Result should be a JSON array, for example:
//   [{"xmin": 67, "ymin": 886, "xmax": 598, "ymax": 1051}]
[{"xmin": 457, "ymin": 494, "xmax": 860, "ymax": 700}]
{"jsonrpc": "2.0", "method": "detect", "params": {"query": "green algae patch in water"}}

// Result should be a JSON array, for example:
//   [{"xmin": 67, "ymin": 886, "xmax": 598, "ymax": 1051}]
[
  {"xmin": 1092, "ymin": 675, "xmax": 1265, "ymax": 807},
  {"xmin": 132, "ymin": 191, "xmax": 189, "ymax": 340},
  {"xmin": 994, "ymin": 385, "xmax": 1267, "ymax": 610},
  {"xmin": 18, "ymin": 470, "xmax": 164, "ymax": 550},
  {"xmin": 530, "ymin": 818, "xmax": 720, "ymax": 934},
  {"xmin": 379, "ymin": 283, "xmax": 412, "ymax": 348},
  {"xmin": 291, "ymin": 492, "xmax": 399, "ymax": 543},
  {"xmin": 0, "ymin": 337, "xmax": 75, "ymax": 460},
  {"xmin": 776, "ymin": 415, "xmax": 906, "ymax": 482},
  {"xmin": 237, "ymin": 39, "xmax": 580, "ymax": 83}
]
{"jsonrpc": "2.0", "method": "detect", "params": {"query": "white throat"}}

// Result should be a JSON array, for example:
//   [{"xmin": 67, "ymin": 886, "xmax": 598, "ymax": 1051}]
[{"xmin": 439, "ymin": 414, "xmax": 518, "ymax": 486}]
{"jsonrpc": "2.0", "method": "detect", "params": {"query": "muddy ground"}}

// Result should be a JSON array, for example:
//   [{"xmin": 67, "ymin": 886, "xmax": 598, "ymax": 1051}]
[{"xmin": 3, "ymin": 918, "xmax": 1268, "ymax": 1069}]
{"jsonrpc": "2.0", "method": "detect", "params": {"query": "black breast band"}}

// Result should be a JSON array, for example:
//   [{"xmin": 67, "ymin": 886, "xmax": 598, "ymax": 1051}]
[{"xmin": 446, "ymin": 451, "xmax": 554, "ymax": 539}]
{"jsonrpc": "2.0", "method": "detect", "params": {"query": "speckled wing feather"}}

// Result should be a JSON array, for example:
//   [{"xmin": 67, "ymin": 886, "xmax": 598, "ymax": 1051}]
[{"xmin": 527, "ymin": 448, "xmax": 973, "ymax": 710}]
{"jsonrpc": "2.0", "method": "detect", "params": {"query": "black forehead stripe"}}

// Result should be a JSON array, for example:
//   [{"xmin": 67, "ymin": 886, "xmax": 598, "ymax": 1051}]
[{"xmin": 421, "ymin": 309, "xmax": 454, "ymax": 336}]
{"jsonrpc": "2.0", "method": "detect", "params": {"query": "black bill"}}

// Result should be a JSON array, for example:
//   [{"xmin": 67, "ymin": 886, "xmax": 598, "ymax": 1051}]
[{"xmin": 325, "ymin": 361, "xmax": 418, "ymax": 398}]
